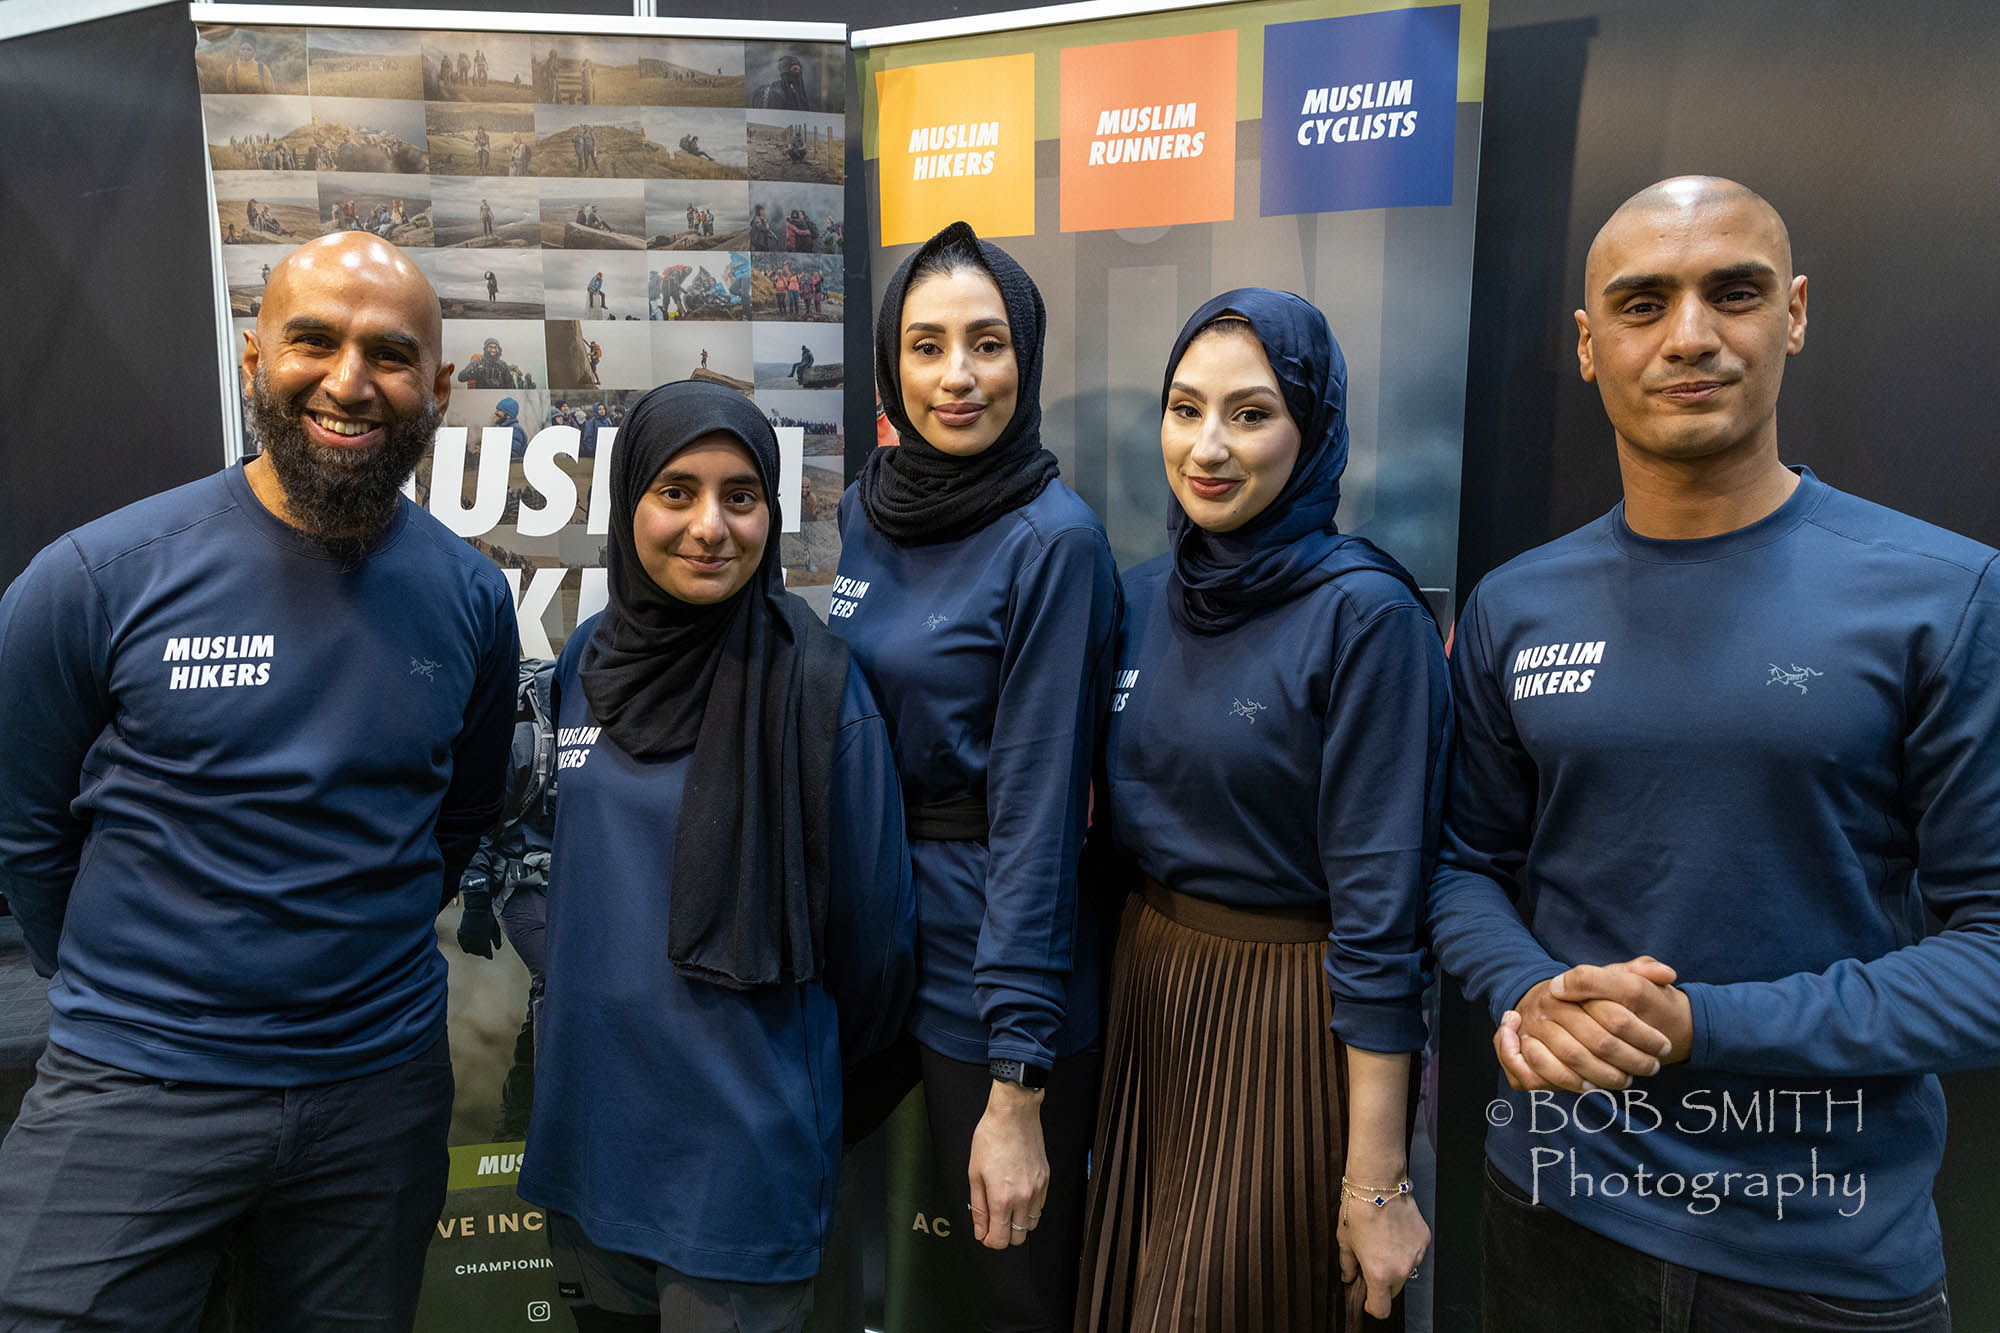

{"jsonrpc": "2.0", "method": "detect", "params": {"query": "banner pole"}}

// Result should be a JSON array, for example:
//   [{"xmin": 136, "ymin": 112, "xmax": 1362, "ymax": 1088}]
[{"xmin": 198, "ymin": 103, "xmax": 243, "ymax": 464}]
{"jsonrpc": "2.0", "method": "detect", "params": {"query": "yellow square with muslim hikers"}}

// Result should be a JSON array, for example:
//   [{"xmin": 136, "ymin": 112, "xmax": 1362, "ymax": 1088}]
[{"xmin": 875, "ymin": 53, "xmax": 1036, "ymax": 247}]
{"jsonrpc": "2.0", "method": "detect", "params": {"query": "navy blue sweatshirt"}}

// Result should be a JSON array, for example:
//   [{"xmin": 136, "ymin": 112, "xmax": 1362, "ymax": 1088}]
[
  {"xmin": 518, "ymin": 617, "xmax": 916, "ymax": 1282},
  {"xmin": 0, "ymin": 463, "xmax": 517, "ymax": 1085},
  {"xmin": 1103, "ymin": 554, "xmax": 1446, "ymax": 1053},
  {"xmin": 832, "ymin": 481, "xmax": 1120, "ymax": 1069},
  {"xmin": 1430, "ymin": 469, "xmax": 2000, "ymax": 1299}
]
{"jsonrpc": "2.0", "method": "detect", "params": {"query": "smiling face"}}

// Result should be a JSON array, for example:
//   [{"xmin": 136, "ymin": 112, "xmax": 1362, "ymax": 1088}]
[
  {"xmin": 632, "ymin": 435, "xmax": 770, "ymax": 604},
  {"xmin": 1161, "ymin": 323, "xmax": 1302, "ymax": 533},
  {"xmin": 244, "ymin": 234, "xmax": 448, "ymax": 458},
  {"xmin": 240, "ymin": 233, "xmax": 450, "ymax": 546},
  {"xmin": 898, "ymin": 266, "xmax": 1019, "ymax": 458},
  {"xmin": 1576, "ymin": 182, "xmax": 1807, "ymax": 468}
]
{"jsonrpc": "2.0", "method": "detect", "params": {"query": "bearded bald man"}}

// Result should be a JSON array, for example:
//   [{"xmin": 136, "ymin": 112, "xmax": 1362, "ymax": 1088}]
[{"xmin": 0, "ymin": 233, "xmax": 518, "ymax": 1330}]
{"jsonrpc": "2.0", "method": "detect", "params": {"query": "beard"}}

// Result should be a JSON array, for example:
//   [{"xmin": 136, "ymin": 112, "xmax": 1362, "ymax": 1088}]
[{"xmin": 247, "ymin": 369, "xmax": 439, "ymax": 563}]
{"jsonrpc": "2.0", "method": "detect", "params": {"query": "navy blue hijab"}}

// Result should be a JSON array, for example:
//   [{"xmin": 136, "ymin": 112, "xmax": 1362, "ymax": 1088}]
[{"xmin": 1163, "ymin": 289, "xmax": 1425, "ymax": 635}]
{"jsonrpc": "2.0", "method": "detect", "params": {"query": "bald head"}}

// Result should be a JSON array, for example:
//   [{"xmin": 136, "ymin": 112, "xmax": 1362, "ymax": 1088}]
[
  {"xmin": 1585, "ymin": 176, "xmax": 1792, "ymax": 300},
  {"xmin": 257, "ymin": 232, "xmax": 441, "ymax": 360},
  {"xmin": 1571, "ymin": 175, "xmax": 1809, "ymax": 474}
]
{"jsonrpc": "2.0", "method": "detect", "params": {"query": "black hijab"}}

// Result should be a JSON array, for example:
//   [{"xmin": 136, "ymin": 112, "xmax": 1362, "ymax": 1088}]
[
  {"xmin": 580, "ymin": 379, "xmax": 850, "ymax": 990},
  {"xmin": 856, "ymin": 220, "xmax": 1061, "ymax": 544},
  {"xmin": 1163, "ymin": 288, "xmax": 1427, "ymax": 634}
]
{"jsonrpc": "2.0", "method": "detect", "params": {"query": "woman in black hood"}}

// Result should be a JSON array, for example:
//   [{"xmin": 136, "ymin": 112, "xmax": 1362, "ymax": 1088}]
[{"xmin": 517, "ymin": 380, "xmax": 916, "ymax": 1332}]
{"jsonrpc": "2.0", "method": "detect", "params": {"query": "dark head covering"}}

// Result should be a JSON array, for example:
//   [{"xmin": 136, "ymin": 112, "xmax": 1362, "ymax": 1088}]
[
  {"xmin": 580, "ymin": 379, "xmax": 850, "ymax": 990},
  {"xmin": 1163, "ymin": 288, "xmax": 1426, "ymax": 634},
  {"xmin": 856, "ymin": 220, "xmax": 1061, "ymax": 544}
]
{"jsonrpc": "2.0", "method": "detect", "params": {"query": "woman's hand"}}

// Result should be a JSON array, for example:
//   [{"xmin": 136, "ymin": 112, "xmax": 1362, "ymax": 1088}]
[
  {"xmin": 966, "ymin": 1081, "xmax": 1048, "ymax": 1250},
  {"xmin": 1338, "ymin": 1193, "xmax": 1429, "ymax": 1320}
]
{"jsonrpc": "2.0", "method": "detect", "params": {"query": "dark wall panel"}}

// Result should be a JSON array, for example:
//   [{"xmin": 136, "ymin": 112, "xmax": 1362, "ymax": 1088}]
[
  {"xmin": 0, "ymin": 3, "xmax": 224, "ymax": 581},
  {"xmin": 1441, "ymin": 2, "xmax": 2000, "ymax": 1329}
]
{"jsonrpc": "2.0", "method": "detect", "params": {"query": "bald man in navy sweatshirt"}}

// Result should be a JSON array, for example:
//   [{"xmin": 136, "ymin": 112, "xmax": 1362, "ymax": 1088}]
[
  {"xmin": 1430, "ymin": 178, "xmax": 1996, "ymax": 1330},
  {"xmin": 0, "ymin": 234, "xmax": 517, "ymax": 1330}
]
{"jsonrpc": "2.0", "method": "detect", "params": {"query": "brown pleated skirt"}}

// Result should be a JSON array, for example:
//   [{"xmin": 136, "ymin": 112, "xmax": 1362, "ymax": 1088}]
[{"xmin": 1076, "ymin": 881, "xmax": 1384, "ymax": 1333}]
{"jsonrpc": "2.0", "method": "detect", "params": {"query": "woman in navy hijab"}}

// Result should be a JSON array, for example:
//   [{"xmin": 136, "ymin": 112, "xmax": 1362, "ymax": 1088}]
[{"xmin": 1076, "ymin": 291, "xmax": 1450, "ymax": 1332}]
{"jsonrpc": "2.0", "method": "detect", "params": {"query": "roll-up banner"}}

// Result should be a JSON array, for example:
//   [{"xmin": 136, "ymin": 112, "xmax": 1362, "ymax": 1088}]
[
  {"xmin": 190, "ymin": 4, "xmax": 853, "ymax": 660},
  {"xmin": 856, "ymin": 0, "xmax": 1486, "ymax": 623},
  {"xmin": 854, "ymin": 1, "xmax": 1485, "ymax": 1322},
  {"xmin": 187, "ymin": 7, "xmax": 849, "ymax": 1326}
]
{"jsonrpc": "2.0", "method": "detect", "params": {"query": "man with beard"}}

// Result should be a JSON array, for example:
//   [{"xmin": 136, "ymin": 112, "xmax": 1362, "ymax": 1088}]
[
  {"xmin": 0, "ymin": 232, "xmax": 518, "ymax": 1329},
  {"xmin": 459, "ymin": 336, "xmax": 520, "ymax": 389}
]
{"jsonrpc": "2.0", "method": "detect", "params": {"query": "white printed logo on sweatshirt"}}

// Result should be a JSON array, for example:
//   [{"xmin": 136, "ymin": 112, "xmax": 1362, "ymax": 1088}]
[
  {"xmin": 828, "ymin": 575, "xmax": 871, "ymax": 620},
  {"xmin": 557, "ymin": 726, "xmax": 600, "ymax": 770},
  {"xmin": 1765, "ymin": 663, "xmax": 1822, "ymax": 694},
  {"xmin": 1508, "ymin": 639, "xmax": 1605, "ymax": 701},
  {"xmin": 1110, "ymin": 669, "xmax": 1139, "ymax": 712},
  {"xmin": 161, "ymin": 634, "xmax": 275, "ymax": 691}
]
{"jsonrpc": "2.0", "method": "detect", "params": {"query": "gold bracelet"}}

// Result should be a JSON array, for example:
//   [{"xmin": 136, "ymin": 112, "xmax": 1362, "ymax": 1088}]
[{"xmin": 1340, "ymin": 1176, "xmax": 1413, "ymax": 1209}]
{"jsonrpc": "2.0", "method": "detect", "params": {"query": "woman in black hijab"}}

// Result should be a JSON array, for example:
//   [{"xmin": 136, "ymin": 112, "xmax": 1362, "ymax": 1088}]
[
  {"xmin": 831, "ymin": 222, "xmax": 1122, "ymax": 1331},
  {"xmin": 1075, "ymin": 291, "xmax": 1450, "ymax": 1332},
  {"xmin": 517, "ymin": 380, "xmax": 916, "ymax": 1333}
]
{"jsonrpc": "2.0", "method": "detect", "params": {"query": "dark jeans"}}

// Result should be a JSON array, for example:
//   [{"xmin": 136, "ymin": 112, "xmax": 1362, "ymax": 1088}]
[
  {"xmin": 1482, "ymin": 1160, "xmax": 1950, "ymax": 1331},
  {"xmin": 547, "ymin": 1213, "xmax": 810, "ymax": 1333},
  {"xmin": 843, "ymin": 1036, "xmax": 1100, "ymax": 1333},
  {"xmin": 0, "ymin": 1036, "xmax": 453, "ymax": 1331}
]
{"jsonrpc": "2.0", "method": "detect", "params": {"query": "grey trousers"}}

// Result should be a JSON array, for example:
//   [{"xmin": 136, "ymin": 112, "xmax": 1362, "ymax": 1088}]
[
  {"xmin": 0, "ymin": 1036, "xmax": 453, "ymax": 1332},
  {"xmin": 547, "ymin": 1213, "xmax": 811, "ymax": 1333}
]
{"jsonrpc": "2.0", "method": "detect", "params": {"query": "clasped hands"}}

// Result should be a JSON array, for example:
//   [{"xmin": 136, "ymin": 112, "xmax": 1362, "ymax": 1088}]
[{"xmin": 1497, "ymin": 956, "xmax": 1694, "ymax": 1093}]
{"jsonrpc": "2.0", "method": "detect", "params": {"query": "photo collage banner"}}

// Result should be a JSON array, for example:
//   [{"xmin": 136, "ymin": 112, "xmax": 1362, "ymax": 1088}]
[{"xmin": 195, "ymin": 19, "xmax": 851, "ymax": 662}]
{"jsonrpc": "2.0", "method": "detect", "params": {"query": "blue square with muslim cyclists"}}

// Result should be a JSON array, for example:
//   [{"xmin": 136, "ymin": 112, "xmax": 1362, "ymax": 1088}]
[{"xmin": 1259, "ymin": 4, "xmax": 1460, "ymax": 217}]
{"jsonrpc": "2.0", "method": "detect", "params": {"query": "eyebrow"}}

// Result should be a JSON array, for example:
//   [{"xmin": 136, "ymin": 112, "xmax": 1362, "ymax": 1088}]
[
  {"xmin": 280, "ymin": 316, "xmax": 424, "ymax": 356},
  {"xmin": 658, "ymin": 470, "xmax": 764, "ymax": 488},
  {"xmin": 1168, "ymin": 381, "xmax": 1284, "ymax": 408},
  {"xmin": 904, "ymin": 318, "xmax": 1009, "ymax": 335},
  {"xmin": 1601, "ymin": 261, "xmax": 1777, "ymax": 299}
]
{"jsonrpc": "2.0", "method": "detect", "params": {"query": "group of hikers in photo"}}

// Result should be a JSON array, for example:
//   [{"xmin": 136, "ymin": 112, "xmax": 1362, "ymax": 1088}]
[
  {"xmin": 749, "ymin": 204, "xmax": 843, "ymax": 254},
  {"xmin": 327, "ymin": 197, "xmax": 410, "ymax": 238},
  {"xmin": 767, "ymin": 262, "xmax": 830, "ymax": 317}
]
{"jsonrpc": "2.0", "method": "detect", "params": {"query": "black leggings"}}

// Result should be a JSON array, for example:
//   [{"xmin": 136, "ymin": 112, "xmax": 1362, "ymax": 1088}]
[{"xmin": 845, "ymin": 1036, "xmax": 1101, "ymax": 1333}]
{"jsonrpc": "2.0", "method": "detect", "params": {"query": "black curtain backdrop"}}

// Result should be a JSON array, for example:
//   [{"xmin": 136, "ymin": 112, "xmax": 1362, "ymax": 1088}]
[{"xmin": 3, "ymin": 1, "xmax": 1996, "ymax": 1327}]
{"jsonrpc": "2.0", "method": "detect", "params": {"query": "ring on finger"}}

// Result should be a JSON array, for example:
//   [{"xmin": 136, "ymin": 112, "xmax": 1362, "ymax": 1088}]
[{"xmin": 1009, "ymin": 1223, "xmax": 1027, "ymax": 1232}]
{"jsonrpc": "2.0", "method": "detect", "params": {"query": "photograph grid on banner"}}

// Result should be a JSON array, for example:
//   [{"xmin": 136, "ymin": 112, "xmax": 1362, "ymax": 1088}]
[{"xmin": 196, "ymin": 20, "xmax": 853, "ymax": 660}]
